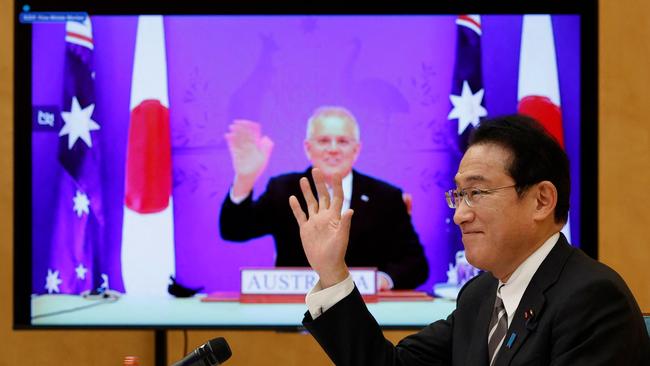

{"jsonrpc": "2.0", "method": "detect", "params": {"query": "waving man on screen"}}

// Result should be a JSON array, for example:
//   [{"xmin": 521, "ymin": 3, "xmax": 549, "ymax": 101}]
[{"xmin": 219, "ymin": 106, "xmax": 429, "ymax": 290}]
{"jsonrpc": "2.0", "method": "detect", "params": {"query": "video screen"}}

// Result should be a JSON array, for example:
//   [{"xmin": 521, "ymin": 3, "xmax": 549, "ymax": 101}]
[{"xmin": 23, "ymin": 13, "xmax": 585, "ymax": 327}]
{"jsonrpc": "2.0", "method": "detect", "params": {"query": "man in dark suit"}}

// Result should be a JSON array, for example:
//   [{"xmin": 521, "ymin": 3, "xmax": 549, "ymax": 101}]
[
  {"xmin": 220, "ymin": 106, "xmax": 428, "ymax": 290},
  {"xmin": 290, "ymin": 115, "xmax": 650, "ymax": 365}
]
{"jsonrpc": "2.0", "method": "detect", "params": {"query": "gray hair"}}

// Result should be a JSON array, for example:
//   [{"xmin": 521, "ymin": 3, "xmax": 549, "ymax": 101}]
[{"xmin": 306, "ymin": 106, "xmax": 360, "ymax": 141}]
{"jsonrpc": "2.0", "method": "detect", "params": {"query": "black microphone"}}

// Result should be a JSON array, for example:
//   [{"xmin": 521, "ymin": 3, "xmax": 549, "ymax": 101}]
[{"xmin": 171, "ymin": 337, "xmax": 232, "ymax": 366}]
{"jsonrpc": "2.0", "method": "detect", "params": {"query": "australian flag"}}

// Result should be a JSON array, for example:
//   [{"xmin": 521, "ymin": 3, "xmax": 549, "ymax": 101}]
[
  {"xmin": 44, "ymin": 17, "xmax": 106, "ymax": 295},
  {"xmin": 448, "ymin": 15, "xmax": 488, "ymax": 154},
  {"xmin": 446, "ymin": 15, "xmax": 488, "ymax": 265}
]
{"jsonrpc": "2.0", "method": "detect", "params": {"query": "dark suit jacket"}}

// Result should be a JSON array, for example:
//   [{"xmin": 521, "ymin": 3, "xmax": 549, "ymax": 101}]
[
  {"xmin": 220, "ymin": 168, "xmax": 429, "ymax": 289},
  {"xmin": 303, "ymin": 234, "xmax": 650, "ymax": 365}
]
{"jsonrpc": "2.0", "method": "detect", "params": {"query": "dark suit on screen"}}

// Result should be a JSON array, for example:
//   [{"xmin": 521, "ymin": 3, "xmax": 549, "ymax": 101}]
[
  {"xmin": 219, "ymin": 168, "xmax": 429, "ymax": 289},
  {"xmin": 303, "ymin": 234, "xmax": 650, "ymax": 365}
]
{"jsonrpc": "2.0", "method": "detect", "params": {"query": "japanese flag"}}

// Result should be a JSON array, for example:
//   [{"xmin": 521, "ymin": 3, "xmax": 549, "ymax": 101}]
[
  {"xmin": 517, "ymin": 14, "xmax": 571, "ymax": 240},
  {"xmin": 121, "ymin": 15, "xmax": 176, "ymax": 296}
]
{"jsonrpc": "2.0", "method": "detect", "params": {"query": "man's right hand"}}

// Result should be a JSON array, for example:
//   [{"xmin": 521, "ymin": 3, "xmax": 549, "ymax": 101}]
[
  {"xmin": 289, "ymin": 168, "xmax": 353, "ymax": 289},
  {"xmin": 224, "ymin": 120, "xmax": 274, "ymax": 197}
]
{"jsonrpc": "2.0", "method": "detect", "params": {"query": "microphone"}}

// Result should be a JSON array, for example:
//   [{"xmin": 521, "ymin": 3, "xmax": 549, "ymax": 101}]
[{"xmin": 171, "ymin": 337, "xmax": 232, "ymax": 366}]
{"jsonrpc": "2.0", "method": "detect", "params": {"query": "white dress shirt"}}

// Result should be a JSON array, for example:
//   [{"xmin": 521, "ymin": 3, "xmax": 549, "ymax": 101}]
[
  {"xmin": 332, "ymin": 172, "xmax": 353, "ymax": 212},
  {"xmin": 497, "ymin": 232, "xmax": 559, "ymax": 327}
]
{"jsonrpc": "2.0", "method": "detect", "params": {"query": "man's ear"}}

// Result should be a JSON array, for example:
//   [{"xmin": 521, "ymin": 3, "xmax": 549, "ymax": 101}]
[
  {"xmin": 304, "ymin": 140, "xmax": 312, "ymax": 160},
  {"xmin": 352, "ymin": 141, "xmax": 362, "ymax": 163},
  {"xmin": 532, "ymin": 181, "xmax": 558, "ymax": 222}
]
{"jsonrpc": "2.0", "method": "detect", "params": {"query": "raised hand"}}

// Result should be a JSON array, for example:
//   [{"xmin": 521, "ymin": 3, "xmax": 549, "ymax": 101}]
[
  {"xmin": 289, "ymin": 168, "xmax": 353, "ymax": 288},
  {"xmin": 224, "ymin": 120, "xmax": 274, "ymax": 197}
]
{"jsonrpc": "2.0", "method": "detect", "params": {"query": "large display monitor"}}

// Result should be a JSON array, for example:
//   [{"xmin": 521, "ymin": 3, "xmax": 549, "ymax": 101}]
[{"xmin": 14, "ymin": 2, "xmax": 597, "ymax": 329}]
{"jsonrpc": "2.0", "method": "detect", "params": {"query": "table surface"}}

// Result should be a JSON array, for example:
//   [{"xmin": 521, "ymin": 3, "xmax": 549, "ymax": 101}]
[{"xmin": 31, "ymin": 294, "xmax": 457, "ymax": 328}]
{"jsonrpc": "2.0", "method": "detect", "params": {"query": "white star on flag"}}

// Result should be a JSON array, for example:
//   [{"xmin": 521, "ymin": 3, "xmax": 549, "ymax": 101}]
[
  {"xmin": 73, "ymin": 190, "xmax": 90, "ymax": 217},
  {"xmin": 75, "ymin": 263, "xmax": 88, "ymax": 280},
  {"xmin": 448, "ymin": 80, "xmax": 488, "ymax": 135},
  {"xmin": 45, "ymin": 269, "xmax": 63, "ymax": 294},
  {"xmin": 59, "ymin": 96, "xmax": 100, "ymax": 149}
]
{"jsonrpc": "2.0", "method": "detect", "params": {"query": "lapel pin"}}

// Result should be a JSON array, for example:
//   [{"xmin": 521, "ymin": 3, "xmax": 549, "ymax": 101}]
[
  {"xmin": 361, "ymin": 194, "xmax": 369, "ymax": 202},
  {"xmin": 506, "ymin": 332, "xmax": 517, "ymax": 348},
  {"xmin": 524, "ymin": 308, "xmax": 539, "ymax": 331},
  {"xmin": 524, "ymin": 308, "xmax": 534, "ymax": 320}
]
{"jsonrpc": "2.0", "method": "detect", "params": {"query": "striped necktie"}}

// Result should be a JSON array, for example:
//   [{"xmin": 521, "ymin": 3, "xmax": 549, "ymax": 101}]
[{"xmin": 487, "ymin": 285, "xmax": 508, "ymax": 366}]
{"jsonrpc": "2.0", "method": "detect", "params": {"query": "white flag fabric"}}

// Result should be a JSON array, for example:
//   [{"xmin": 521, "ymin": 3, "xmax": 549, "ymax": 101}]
[{"xmin": 121, "ymin": 15, "xmax": 176, "ymax": 296}]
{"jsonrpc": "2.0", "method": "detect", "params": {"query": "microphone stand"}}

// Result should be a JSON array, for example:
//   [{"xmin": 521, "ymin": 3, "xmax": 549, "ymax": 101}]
[{"xmin": 155, "ymin": 329, "xmax": 167, "ymax": 366}]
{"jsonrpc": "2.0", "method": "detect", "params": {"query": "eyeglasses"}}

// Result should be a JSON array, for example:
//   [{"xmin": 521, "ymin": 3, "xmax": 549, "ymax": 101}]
[{"xmin": 445, "ymin": 185, "xmax": 516, "ymax": 209}]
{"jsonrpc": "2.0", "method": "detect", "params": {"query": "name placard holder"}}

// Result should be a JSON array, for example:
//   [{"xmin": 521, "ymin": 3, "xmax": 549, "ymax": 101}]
[
  {"xmin": 239, "ymin": 267, "xmax": 377, "ymax": 303},
  {"xmin": 201, "ymin": 267, "xmax": 433, "ymax": 303}
]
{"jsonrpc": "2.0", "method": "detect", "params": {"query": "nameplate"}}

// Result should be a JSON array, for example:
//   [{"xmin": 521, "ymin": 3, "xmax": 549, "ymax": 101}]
[{"xmin": 240, "ymin": 267, "xmax": 377, "ymax": 295}]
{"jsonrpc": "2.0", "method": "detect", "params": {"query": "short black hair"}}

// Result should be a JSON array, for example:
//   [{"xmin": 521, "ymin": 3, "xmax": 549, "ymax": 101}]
[{"xmin": 468, "ymin": 114, "xmax": 570, "ymax": 223}]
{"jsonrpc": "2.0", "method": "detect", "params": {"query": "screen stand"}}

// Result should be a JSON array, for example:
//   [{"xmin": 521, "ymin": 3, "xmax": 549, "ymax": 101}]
[{"xmin": 155, "ymin": 330, "xmax": 167, "ymax": 366}]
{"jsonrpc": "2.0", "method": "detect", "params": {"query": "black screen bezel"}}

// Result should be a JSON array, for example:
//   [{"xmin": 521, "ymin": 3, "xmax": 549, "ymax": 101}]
[{"xmin": 14, "ymin": 0, "xmax": 598, "ymax": 330}]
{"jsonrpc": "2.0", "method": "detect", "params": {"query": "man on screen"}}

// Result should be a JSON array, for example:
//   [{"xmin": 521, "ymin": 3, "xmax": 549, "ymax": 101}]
[
  {"xmin": 291, "ymin": 115, "xmax": 650, "ymax": 365},
  {"xmin": 219, "ymin": 106, "xmax": 428, "ymax": 290}
]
